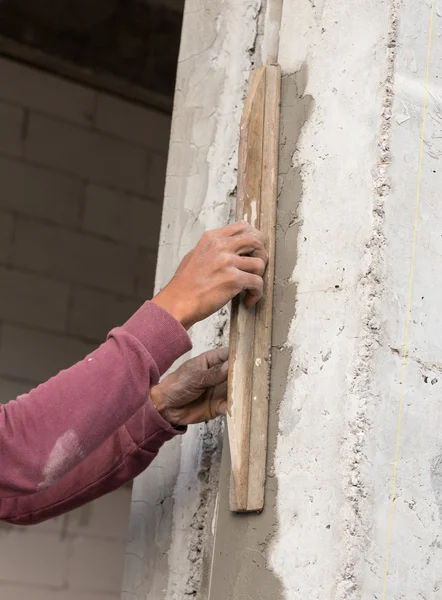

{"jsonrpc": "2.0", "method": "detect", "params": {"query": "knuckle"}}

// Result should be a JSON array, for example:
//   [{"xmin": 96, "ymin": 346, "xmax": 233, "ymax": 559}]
[
  {"xmin": 217, "ymin": 251, "xmax": 231, "ymax": 269},
  {"xmin": 200, "ymin": 232, "xmax": 210, "ymax": 246},
  {"xmin": 227, "ymin": 264, "xmax": 240, "ymax": 281},
  {"xmin": 212, "ymin": 237, "xmax": 225, "ymax": 251},
  {"xmin": 256, "ymin": 258, "xmax": 266, "ymax": 275},
  {"xmin": 203, "ymin": 230, "xmax": 215, "ymax": 242},
  {"xmin": 238, "ymin": 219, "xmax": 250, "ymax": 231}
]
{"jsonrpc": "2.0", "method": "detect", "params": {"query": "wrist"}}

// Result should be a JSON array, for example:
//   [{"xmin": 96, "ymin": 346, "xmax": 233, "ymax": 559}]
[
  {"xmin": 150, "ymin": 386, "xmax": 168, "ymax": 420},
  {"xmin": 151, "ymin": 386, "xmax": 185, "ymax": 429},
  {"xmin": 152, "ymin": 289, "xmax": 195, "ymax": 330}
]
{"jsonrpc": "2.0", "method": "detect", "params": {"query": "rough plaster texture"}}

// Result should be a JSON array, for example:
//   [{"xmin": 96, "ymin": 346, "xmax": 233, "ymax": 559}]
[
  {"xmin": 269, "ymin": 0, "xmax": 442, "ymax": 597},
  {"xmin": 126, "ymin": 0, "xmax": 442, "ymax": 598}
]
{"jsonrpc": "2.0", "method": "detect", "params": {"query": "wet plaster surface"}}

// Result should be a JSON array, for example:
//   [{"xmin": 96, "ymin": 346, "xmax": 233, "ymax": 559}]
[
  {"xmin": 207, "ymin": 70, "xmax": 313, "ymax": 600},
  {"xmin": 268, "ymin": 1, "xmax": 442, "ymax": 598}
]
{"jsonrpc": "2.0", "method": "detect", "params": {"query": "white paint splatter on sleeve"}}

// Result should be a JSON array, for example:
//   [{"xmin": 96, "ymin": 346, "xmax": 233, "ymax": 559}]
[{"xmin": 38, "ymin": 430, "xmax": 84, "ymax": 490}]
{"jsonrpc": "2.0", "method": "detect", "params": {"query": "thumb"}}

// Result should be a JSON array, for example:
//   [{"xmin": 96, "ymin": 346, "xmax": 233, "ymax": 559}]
[
  {"xmin": 199, "ymin": 360, "xmax": 229, "ymax": 388},
  {"xmin": 216, "ymin": 400, "xmax": 227, "ymax": 417}
]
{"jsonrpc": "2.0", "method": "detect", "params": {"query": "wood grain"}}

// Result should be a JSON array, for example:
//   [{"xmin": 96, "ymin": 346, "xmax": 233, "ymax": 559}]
[
  {"xmin": 247, "ymin": 64, "xmax": 281, "ymax": 511},
  {"xmin": 227, "ymin": 64, "xmax": 280, "ymax": 512},
  {"xmin": 227, "ymin": 66, "xmax": 265, "ymax": 511}
]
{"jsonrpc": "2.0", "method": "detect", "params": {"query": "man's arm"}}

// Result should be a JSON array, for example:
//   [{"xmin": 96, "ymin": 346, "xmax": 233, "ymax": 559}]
[
  {"xmin": 0, "ymin": 302, "xmax": 191, "ymax": 508},
  {"xmin": 0, "ymin": 222, "xmax": 267, "ymax": 523},
  {"xmin": 3, "ymin": 349, "xmax": 229, "ymax": 525},
  {"xmin": 2, "ymin": 400, "xmax": 181, "ymax": 525}
]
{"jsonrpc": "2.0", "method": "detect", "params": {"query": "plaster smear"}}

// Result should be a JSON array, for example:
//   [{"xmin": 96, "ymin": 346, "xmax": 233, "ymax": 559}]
[
  {"xmin": 272, "ymin": 0, "xmax": 442, "ymax": 598},
  {"xmin": 271, "ymin": 0, "xmax": 390, "ymax": 597},
  {"xmin": 38, "ymin": 430, "xmax": 83, "ymax": 490}
]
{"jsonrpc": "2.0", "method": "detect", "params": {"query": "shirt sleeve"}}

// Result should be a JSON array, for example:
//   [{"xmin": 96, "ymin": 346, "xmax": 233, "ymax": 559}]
[
  {"xmin": 0, "ymin": 301, "xmax": 192, "ymax": 522},
  {"xmin": 2, "ymin": 396, "xmax": 186, "ymax": 525}
]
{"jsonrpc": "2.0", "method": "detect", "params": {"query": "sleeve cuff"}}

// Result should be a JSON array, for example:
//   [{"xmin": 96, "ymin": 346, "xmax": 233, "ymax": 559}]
[
  {"xmin": 120, "ymin": 301, "xmax": 192, "ymax": 375},
  {"xmin": 145, "ymin": 397, "xmax": 188, "ymax": 437}
]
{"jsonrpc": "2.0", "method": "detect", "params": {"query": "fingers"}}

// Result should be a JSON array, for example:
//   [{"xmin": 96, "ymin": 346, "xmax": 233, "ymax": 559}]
[
  {"xmin": 207, "ymin": 381, "xmax": 227, "ymax": 419},
  {"xmin": 216, "ymin": 400, "xmax": 228, "ymax": 417},
  {"xmin": 238, "ymin": 272, "xmax": 264, "ymax": 305},
  {"xmin": 208, "ymin": 221, "xmax": 268, "ymax": 265},
  {"xmin": 168, "ymin": 378, "xmax": 229, "ymax": 425},
  {"xmin": 210, "ymin": 381, "xmax": 228, "ymax": 419},
  {"xmin": 234, "ymin": 255, "xmax": 266, "ymax": 277},
  {"xmin": 213, "ymin": 220, "xmax": 252, "ymax": 237},
  {"xmin": 201, "ymin": 347, "xmax": 229, "ymax": 369},
  {"xmin": 228, "ymin": 232, "xmax": 268, "ymax": 265},
  {"xmin": 198, "ymin": 361, "xmax": 229, "ymax": 388}
]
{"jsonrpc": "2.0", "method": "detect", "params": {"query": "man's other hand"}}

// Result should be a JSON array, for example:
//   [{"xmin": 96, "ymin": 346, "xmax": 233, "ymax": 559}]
[{"xmin": 150, "ymin": 348, "xmax": 228, "ymax": 426}]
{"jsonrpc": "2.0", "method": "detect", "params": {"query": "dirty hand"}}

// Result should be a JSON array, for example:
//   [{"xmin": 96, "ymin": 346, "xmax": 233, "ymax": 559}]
[
  {"xmin": 152, "ymin": 221, "xmax": 268, "ymax": 329},
  {"xmin": 150, "ymin": 347, "xmax": 229, "ymax": 427}
]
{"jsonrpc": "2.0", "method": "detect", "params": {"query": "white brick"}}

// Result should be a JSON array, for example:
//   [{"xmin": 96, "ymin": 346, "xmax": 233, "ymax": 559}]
[
  {"xmin": 25, "ymin": 113, "xmax": 147, "ymax": 194},
  {"xmin": 68, "ymin": 287, "xmax": 140, "ymax": 341},
  {"xmin": 146, "ymin": 153, "xmax": 167, "ymax": 202},
  {"xmin": 68, "ymin": 538, "xmax": 126, "ymax": 593},
  {"xmin": 0, "ymin": 530, "xmax": 68, "ymax": 586},
  {"xmin": 0, "ymin": 377, "xmax": 32, "ymax": 404},
  {"xmin": 0, "ymin": 57, "xmax": 96, "ymax": 126},
  {"xmin": 0, "ymin": 101, "xmax": 23, "ymax": 157},
  {"xmin": 0, "ymin": 585, "xmax": 119, "ymax": 600},
  {"xmin": 31, "ymin": 515, "xmax": 65, "ymax": 535},
  {"xmin": 96, "ymin": 93, "xmax": 171, "ymax": 154},
  {"xmin": 67, "ymin": 487, "xmax": 131, "ymax": 541},
  {"xmin": 0, "ymin": 267, "xmax": 69, "ymax": 332},
  {"xmin": 83, "ymin": 184, "xmax": 162, "ymax": 249},
  {"xmin": 0, "ymin": 156, "xmax": 82, "ymax": 226},
  {"xmin": 12, "ymin": 219, "xmax": 138, "ymax": 294},
  {"xmin": 0, "ymin": 324, "xmax": 95, "ymax": 383},
  {"xmin": 0, "ymin": 211, "xmax": 13, "ymax": 263},
  {"xmin": 136, "ymin": 249, "xmax": 157, "ymax": 299}
]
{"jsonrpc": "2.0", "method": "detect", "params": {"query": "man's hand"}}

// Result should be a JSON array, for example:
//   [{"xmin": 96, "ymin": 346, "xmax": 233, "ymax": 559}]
[
  {"xmin": 152, "ymin": 221, "xmax": 268, "ymax": 329},
  {"xmin": 150, "ymin": 348, "xmax": 229, "ymax": 427}
]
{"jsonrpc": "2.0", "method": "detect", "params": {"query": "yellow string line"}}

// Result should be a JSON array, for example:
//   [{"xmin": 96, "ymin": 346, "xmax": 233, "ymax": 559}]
[{"xmin": 381, "ymin": 2, "xmax": 435, "ymax": 598}]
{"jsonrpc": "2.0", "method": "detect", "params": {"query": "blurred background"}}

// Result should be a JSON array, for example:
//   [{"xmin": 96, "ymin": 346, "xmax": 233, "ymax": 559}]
[{"xmin": 0, "ymin": 1, "xmax": 183, "ymax": 598}]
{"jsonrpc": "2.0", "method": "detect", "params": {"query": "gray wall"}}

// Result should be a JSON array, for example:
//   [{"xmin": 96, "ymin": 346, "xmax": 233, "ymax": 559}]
[{"xmin": 124, "ymin": 0, "xmax": 442, "ymax": 598}]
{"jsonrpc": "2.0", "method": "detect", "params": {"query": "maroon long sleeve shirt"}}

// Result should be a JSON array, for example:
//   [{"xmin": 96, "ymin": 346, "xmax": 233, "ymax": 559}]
[{"xmin": 0, "ymin": 301, "xmax": 192, "ymax": 526}]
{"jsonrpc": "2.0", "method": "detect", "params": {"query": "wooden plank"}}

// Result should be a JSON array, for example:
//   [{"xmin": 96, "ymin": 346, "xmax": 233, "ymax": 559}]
[
  {"xmin": 247, "ymin": 64, "xmax": 281, "ymax": 511},
  {"xmin": 227, "ymin": 66, "xmax": 266, "ymax": 511},
  {"xmin": 227, "ymin": 64, "xmax": 280, "ymax": 512}
]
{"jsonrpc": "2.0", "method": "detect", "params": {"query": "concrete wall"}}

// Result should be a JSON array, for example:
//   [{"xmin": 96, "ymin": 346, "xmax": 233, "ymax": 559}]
[
  {"xmin": 125, "ymin": 0, "xmax": 442, "ymax": 598},
  {"xmin": 0, "ymin": 56, "xmax": 170, "ymax": 600},
  {"xmin": 122, "ymin": 0, "xmax": 264, "ymax": 597}
]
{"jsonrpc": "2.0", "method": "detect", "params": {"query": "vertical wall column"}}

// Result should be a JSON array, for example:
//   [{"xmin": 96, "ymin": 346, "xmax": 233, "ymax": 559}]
[
  {"xmin": 208, "ymin": 0, "xmax": 442, "ymax": 599},
  {"xmin": 123, "ymin": 1, "xmax": 265, "ymax": 598}
]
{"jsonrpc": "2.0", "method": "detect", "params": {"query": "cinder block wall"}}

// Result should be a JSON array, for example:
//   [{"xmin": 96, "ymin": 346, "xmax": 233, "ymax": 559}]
[{"xmin": 0, "ymin": 56, "xmax": 170, "ymax": 599}]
